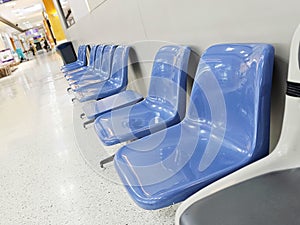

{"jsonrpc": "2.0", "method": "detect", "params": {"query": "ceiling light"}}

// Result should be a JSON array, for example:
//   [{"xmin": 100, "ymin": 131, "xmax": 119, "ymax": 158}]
[
  {"xmin": 23, "ymin": 4, "xmax": 43, "ymax": 14},
  {"xmin": 12, "ymin": 9, "xmax": 22, "ymax": 14},
  {"xmin": 4, "ymin": 1, "xmax": 16, "ymax": 7}
]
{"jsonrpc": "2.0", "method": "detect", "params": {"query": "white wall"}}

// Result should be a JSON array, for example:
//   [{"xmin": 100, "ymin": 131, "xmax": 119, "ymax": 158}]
[
  {"xmin": 68, "ymin": 0, "xmax": 89, "ymax": 22},
  {"xmin": 66, "ymin": 0, "xmax": 300, "ymax": 59},
  {"xmin": 67, "ymin": 0, "xmax": 146, "ymax": 44},
  {"xmin": 63, "ymin": 0, "xmax": 300, "ymax": 150}
]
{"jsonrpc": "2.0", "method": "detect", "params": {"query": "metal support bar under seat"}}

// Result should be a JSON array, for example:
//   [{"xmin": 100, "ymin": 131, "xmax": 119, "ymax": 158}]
[
  {"xmin": 80, "ymin": 113, "xmax": 85, "ymax": 119},
  {"xmin": 71, "ymin": 97, "xmax": 78, "ymax": 103},
  {"xmin": 100, "ymin": 154, "xmax": 115, "ymax": 168},
  {"xmin": 83, "ymin": 119, "xmax": 95, "ymax": 129}
]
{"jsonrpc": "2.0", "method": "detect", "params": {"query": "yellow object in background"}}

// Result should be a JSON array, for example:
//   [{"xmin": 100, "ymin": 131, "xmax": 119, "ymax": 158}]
[{"xmin": 42, "ymin": 0, "xmax": 66, "ymax": 42}]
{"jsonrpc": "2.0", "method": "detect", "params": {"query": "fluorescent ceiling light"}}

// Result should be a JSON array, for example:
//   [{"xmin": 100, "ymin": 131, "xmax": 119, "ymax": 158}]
[
  {"xmin": 4, "ymin": 1, "xmax": 16, "ymax": 7},
  {"xmin": 12, "ymin": 10, "xmax": 22, "ymax": 15},
  {"xmin": 23, "ymin": 4, "xmax": 43, "ymax": 14},
  {"xmin": 12, "ymin": 4, "xmax": 43, "ymax": 20}
]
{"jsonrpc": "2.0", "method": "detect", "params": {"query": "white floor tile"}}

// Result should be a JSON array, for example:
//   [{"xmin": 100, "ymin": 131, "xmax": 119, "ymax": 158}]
[{"xmin": 0, "ymin": 52, "xmax": 177, "ymax": 225}]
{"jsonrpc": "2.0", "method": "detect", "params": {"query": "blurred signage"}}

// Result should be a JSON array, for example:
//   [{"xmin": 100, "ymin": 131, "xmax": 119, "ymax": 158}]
[
  {"xmin": 25, "ymin": 28, "xmax": 39, "ymax": 36},
  {"xmin": 0, "ymin": 48, "xmax": 14, "ymax": 63},
  {"xmin": 0, "ymin": 0, "xmax": 13, "ymax": 4}
]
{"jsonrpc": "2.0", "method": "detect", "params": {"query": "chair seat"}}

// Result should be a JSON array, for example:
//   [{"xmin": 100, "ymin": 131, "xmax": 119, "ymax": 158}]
[
  {"xmin": 61, "ymin": 63, "xmax": 85, "ymax": 73},
  {"xmin": 65, "ymin": 67, "xmax": 89, "ymax": 78},
  {"xmin": 95, "ymin": 100, "xmax": 179, "ymax": 145},
  {"xmin": 61, "ymin": 61, "xmax": 81, "ymax": 70},
  {"xmin": 70, "ymin": 75, "xmax": 109, "ymax": 91},
  {"xmin": 74, "ymin": 80, "xmax": 126, "ymax": 102},
  {"xmin": 64, "ymin": 66, "xmax": 88, "ymax": 76},
  {"xmin": 82, "ymin": 90, "xmax": 143, "ymax": 119},
  {"xmin": 67, "ymin": 69, "xmax": 98, "ymax": 82},
  {"xmin": 115, "ymin": 119, "xmax": 250, "ymax": 210}
]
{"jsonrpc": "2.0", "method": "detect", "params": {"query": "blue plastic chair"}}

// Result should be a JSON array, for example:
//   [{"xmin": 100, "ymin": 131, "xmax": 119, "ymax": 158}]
[
  {"xmin": 114, "ymin": 43, "xmax": 275, "ymax": 210},
  {"xmin": 67, "ymin": 45, "xmax": 105, "ymax": 84},
  {"xmin": 61, "ymin": 45, "xmax": 88, "ymax": 73},
  {"xmin": 65, "ymin": 45, "xmax": 99, "ymax": 80},
  {"xmin": 94, "ymin": 45, "xmax": 191, "ymax": 146},
  {"xmin": 74, "ymin": 45, "xmax": 131, "ymax": 102},
  {"xmin": 70, "ymin": 45, "xmax": 116, "ymax": 91}
]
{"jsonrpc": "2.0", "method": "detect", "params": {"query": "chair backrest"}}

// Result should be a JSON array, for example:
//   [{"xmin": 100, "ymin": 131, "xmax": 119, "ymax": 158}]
[
  {"xmin": 109, "ymin": 45, "xmax": 130, "ymax": 87},
  {"xmin": 93, "ymin": 45, "xmax": 105, "ymax": 71},
  {"xmin": 146, "ymin": 45, "xmax": 190, "ymax": 120},
  {"xmin": 76, "ymin": 45, "xmax": 84, "ymax": 59},
  {"xmin": 87, "ymin": 45, "xmax": 99, "ymax": 69},
  {"xmin": 186, "ymin": 44, "xmax": 274, "ymax": 160},
  {"xmin": 77, "ymin": 45, "xmax": 88, "ymax": 65},
  {"xmin": 94, "ymin": 45, "xmax": 117, "ymax": 79}
]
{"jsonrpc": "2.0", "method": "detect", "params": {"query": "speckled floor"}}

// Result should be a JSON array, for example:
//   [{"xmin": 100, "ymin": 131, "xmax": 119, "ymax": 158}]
[{"xmin": 0, "ymin": 52, "xmax": 177, "ymax": 225}]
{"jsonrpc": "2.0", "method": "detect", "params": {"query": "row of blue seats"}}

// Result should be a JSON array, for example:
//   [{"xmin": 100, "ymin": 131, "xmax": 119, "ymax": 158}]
[
  {"xmin": 61, "ymin": 43, "xmax": 275, "ymax": 210},
  {"xmin": 64, "ymin": 45, "xmax": 131, "ymax": 102}
]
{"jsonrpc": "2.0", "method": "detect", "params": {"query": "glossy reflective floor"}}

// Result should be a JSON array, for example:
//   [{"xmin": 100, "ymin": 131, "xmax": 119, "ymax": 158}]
[{"xmin": 0, "ymin": 52, "xmax": 177, "ymax": 224}]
